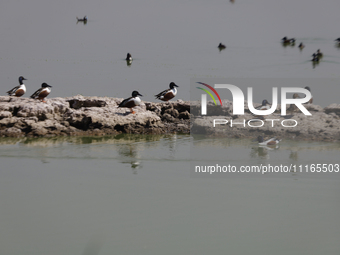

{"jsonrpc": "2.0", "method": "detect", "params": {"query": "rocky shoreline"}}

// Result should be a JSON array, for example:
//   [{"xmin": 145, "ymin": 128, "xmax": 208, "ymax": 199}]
[
  {"xmin": 0, "ymin": 95, "xmax": 190, "ymax": 137},
  {"xmin": 0, "ymin": 95, "xmax": 339, "ymax": 141}
]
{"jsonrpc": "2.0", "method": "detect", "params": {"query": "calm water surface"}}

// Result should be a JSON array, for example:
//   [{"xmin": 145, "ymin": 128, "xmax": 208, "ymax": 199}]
[
  {"xmin": 1, "ymin": 0, "xmax": 340, "ymax": 254},
  {"xmin": 0, "ymin": 134, "xmax": 339, "ymax": 255}
]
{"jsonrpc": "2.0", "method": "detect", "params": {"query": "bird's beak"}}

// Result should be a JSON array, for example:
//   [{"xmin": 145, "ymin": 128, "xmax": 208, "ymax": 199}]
[{"xmin": 138, "ymin": 93, "xmax": 143, "ymax": 97}]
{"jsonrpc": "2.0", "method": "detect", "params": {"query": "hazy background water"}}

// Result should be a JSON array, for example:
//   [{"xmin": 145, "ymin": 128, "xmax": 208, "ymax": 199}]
[
  {"xmin": 0, "ymin": 0, "xmax": 340, "ymax": 105},
  {"xmin": 1, "ymin": 0, "xmax": 340, "ymax": 254}
]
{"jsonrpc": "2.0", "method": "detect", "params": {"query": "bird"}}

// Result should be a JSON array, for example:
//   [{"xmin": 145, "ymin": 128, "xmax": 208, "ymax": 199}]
[
  {"xmin": 76, "ymin": 16, "xmax": 87, "ymax": 24},
  {"xmin": 316, "ymin": 49, "xmax": 323, "ymax": 59},
  {"xmin": 335, "ymin": 38, "xmax": 340, "ymax": 42},
  {"xmin": 257, "ymin": 136, "xmax": 281, "ymax": 146},
  {"xmin": 30, "ymin": 83, "xmax": 52, "ymax": 103},
  {"xmin": 218, "ymin": 43, "xmax": 226, "ymax": 51},
  {"xmin": 256, "ymin": 100, "xmax": 271, "ymax": 111},
  {"xmin": 298, "ymin": 42, "xmax": 305, "ymax": 50},
  {"xmin": 155, "ymin": 82, "xmax": 179, "ymax": 101},
  {"xmin": 125, "ymin": 53, "xmax": 132, "ymax": 66},
  {"xmin": 118, "ymin": 91, "xmax": 143, "ymax": 114},
  {"xmin": 311, "ymin": 53, "xmax": 319, "ymax": 63},
  {"xmin": 281, "ymin": 37, "xmax": 295, "ymax": 45},
  {"xmin": 125, "ymin": 53, "xmax": 132, "ymax": 62},
  {"xmin": 125, "ymin": 53, "xmax": 132, "ymax": 61},
  {"xmin": 6, "ymin": 76, "xmax": 27, "ymax": 97}
]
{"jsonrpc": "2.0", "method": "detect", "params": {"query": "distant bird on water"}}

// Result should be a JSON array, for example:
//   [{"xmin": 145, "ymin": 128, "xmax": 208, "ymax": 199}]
[
  {"xmin": 281, "ymin": 37, "xmax": 295, "ymax": 45},
  {"xmin": 218, "ymin": 43, "xmax": 226, "ymax": 51},
  {"xmin": 125, "ymin": 53, "xmax": 132, "ymax": 66},
  {"xmin": 125, "ymin": 53, "xmax": 132, "ymax": 62},
  {"xmin": 298, "ymin": 42, "xmax": 305, "ymax": 50},
  {"xmin": 76, "ymin": 16, "xmax": 87, "ymax": 24},
  {"xmin": 118, "ymin": 91, "xmax": 143, "ymax": 114},
  {"xmin": 30, "ymin": 83, "xmax": 52, "ymax": 103},
  {"xmin": 155, "ymin": 82, "xmax": 179, "ymax": 101},
  {"xmin": 7, "ymin": 76, "xmax": 27, "ymax": 97}
]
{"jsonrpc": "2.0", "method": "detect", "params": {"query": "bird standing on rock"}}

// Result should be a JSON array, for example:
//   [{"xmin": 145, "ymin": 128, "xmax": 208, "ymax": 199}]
[
  {"xmin": 30, "ymin": 83, "xmax": 52, "ymax": 103},
  {"xmin": 155, "ymin": 82, "xmax": 179, "ymax": 101},
  {"xmin": 7, "ymin": 76, "xmax": 27, "ymax": 97}
]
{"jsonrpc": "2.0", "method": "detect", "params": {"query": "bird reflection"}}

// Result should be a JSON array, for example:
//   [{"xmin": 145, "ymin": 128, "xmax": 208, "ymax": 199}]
[
  {"xmin": 77, "ymin": 16, "xmax": 88, "ymax": 25},
  {"xmin": 118, "ymin": 144, "xmax": 141, "ymax": 173}
]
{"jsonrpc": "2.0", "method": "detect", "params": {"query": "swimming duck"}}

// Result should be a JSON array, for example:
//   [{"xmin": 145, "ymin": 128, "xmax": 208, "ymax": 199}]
[
  {"xmin": 218, "ymin": 43, "xmax": 226, "ymax": 51},
  {"xmin": 7, "ymin": 76, "xmax": 27, "ymax": 97},
  {"xmin": 281, "ymin": 37, "xmax": 295, "ymax": 44},
  {"xmin": 298, "ymin": 42, "xmax": 305, "ymax": 50},
  {"xmin": 76, "ymin": 16, "xmax": 87, "ymax": 24},
  {"xmin": 316, "ymin": 49, "xmax": 323, "ymax": 58},
  {"xmin": 155, "ymin": 82, "xmax": 179, "ymax": 101},
  {"xmin": 125, "ymin": 53, "xmax": 132, "ymax": 66},
  {"xmin": 335, "ymin": 38, "xmax": 340, "ymax": 42},
  {"xmin": 30, "ymin": 83, "xmax": 52, "ymax": 103},
  {"xmin": 256, "ymin": 100, "xmax": 271, "ymax": 111},
  {"xmin": 118, "ymin": 91, "xmax": 143, "ymax": 114},
  {"xmin": 125, "ymin": 53, "xmax": 132, "ymax": 62},
  {"xmin": 257, "ymin": 136, "xmax": 281, "ymax": 146},
  {"xmin": 311, "ymin": 53, "xmax": 319, "ymax": 62}
]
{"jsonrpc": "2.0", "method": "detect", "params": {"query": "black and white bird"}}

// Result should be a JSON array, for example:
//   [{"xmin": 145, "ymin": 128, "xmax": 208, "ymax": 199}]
[{"xmin": 7, "ymin": 76, "xmax": 27, "ymax": 97}]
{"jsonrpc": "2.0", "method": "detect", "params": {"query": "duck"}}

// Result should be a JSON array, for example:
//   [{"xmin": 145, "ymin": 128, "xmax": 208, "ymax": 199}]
[
  {"xmin": 281, "ymin": 37, "xmax": 295, "ymax": 44},
  {"xmin": 125, "ymin": 53, "xmax": 132, "ymax": 66},
  {"xmin": 257, "ymin": 136, "xmax": 281, "ymax": 146},
  {"xmin": 218, "ymin": 43, "xmax": 226, "ymax": 51},
  {"xmin": 155, "ymin": 82, "xmax": 179, "ymax": 101},
  {"xmin": 125, "ymin": 53, "xmax": 132, "ymax": 62},
  {"xmin": 256, "ymin": 99, "xmax": 271, "ymax": 111},
  {"xmin": 118, "ymin": 91, "xmax": 143, "ymax": 114},
  {"xmin": 311, "ymin": 53, "xmax": 319, "ymax": 62},
  {"xmin": 316, "ymin": 49, "xmax": 323, "ymax": 59},
  {"xmin": 335, "ymin": 38, "xmax": 340, "ymax": 42},
  {"xmin": 7, "ymin": 76, "xmax": 27, "ymax": 97},
  {"xmin": 298, "ymin": 42, "xmax": 305, "ymax": 50},
  {"xmin": 30, "ymin": 83, "xmax": 52, "ymax": 103},
  {"xmin": 76, "ymin": 16, "xmax": 87, "ymax": 24}
]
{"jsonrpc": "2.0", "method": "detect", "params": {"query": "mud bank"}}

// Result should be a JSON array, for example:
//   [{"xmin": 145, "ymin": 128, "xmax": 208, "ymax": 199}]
[
  {"xmin": 0, "ymin": 96, "xmax": 339, "ymax": 141},
  {"xmin": 191, "ymin": 101, "xmax": 340, "ymax": 142},
  {"xmin": 0, "ymin": 95, "xmax": 190, "ymax": 137}
]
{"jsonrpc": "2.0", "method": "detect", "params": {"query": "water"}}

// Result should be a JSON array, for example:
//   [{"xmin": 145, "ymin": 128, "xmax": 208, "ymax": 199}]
[
  {"xmin": 0, "ymin": 134, "xmax": 339, "ymax": 255},
  {"xmin": 0, "ymin": 0, "xmax": 340, "ymax": 105},
  {"xmin": 1, "ymin": 0, "xmax": 340, "ymax": 254}
]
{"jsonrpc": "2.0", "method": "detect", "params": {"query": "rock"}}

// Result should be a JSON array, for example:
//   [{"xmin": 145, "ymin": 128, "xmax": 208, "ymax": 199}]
[{"xmin": 0, "ymin": 96, "xmax": 339, "ymax": 141}]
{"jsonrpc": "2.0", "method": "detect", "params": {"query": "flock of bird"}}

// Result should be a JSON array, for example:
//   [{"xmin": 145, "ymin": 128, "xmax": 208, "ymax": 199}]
[
  {"xmin": 5, "ymin": 15, "xmax": 339, "ymax": 144},
  {"xmin": 6, "ymin": 76, "xmax": 52, "ymax": 103},
  {"xmin": 4, "ymin": 75, "xmax": 179, "ymax": 114}
]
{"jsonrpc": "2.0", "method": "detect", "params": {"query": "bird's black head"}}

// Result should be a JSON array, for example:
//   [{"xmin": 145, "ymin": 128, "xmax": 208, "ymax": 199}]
[
  {"xmin": 262, "ymin": 100, "xmax": 270, "ymax": 106},
  {"xmin": 132, "ymin": 91, "xmax": 142, "ymax": 97},
  {"xmin": 19, "ymin": 76, "xmax": 27, "ymax": 82},
  {"xmin": 169, "ymin": 82, "xmax": 179, "ymax": 88},
  {"xmin": 304, "ymin": 86, "xmax": 311, "ymax": 92},
  {"xmin": 42, "ymin": 83, "xmax": 52, "ymax": 88}
]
